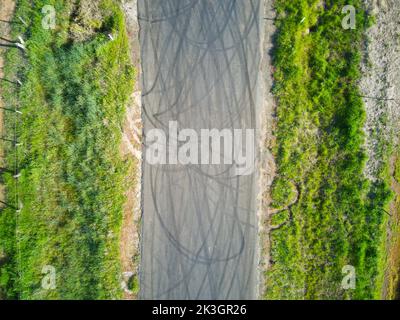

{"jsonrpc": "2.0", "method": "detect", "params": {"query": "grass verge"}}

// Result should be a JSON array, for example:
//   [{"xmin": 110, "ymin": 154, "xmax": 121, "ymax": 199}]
[
  {"xmin": 266, "ymin": 0, "xmax": 391, "ymax": 299},
  {"xmin": 0, "ymin": 0, "xmax": 135, "ymax": 299}
]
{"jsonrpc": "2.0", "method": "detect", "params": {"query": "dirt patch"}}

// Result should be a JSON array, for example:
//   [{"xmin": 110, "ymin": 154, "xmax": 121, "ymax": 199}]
[
  {"xmin": 258, "ymin": 0, "xmax": 277, "ymax": 298},
  {"xmin": 119, "ymin": 92, "xmax": 142, "ymax": 300},
  {"xmin": 0, "ymin": 0, "xmax": 16, "ymax": 206},
  {"xmin": 119, "ymin": 0, "xmax": 141, "ymax": 300},
  {"xmin": 69, "ymin": 0, "xmax": 103, "ymax": 42},
  {"xmin": 360, "ymin": 0, "xmax": 400, "ymax": 299},
  {"xmin": 381, "ymin": 155, "xmax": 400, "ymax": 299}
]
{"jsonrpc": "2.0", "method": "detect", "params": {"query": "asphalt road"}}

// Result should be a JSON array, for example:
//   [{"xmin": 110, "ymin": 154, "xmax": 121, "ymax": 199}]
[{"xmin": 139, "ymin": 0, "xmax": 262, "ymax": 299}]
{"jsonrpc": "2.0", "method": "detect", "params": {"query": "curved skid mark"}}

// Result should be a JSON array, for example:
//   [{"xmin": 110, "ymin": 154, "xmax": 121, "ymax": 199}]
[{"xmin": 139, "ymin": 0, "xmax": 261, "ymax": 299}]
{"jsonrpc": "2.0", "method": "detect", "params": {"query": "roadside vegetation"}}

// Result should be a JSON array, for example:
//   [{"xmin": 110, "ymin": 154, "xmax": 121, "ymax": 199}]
[
  {"xmin": 0, "ymin": 0, "xmax": 134, "ymax": 299},
  {"xmin": 381, "ymin": 149, "xmax": 400, "ymax": 299},
  {"xmin": 266, "ymin": 0, "xmax": 392, "ymax": 299}
]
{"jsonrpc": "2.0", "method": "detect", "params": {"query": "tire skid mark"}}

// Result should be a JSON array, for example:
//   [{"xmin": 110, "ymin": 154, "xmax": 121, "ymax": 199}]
[{"xmin": 139, "ymin": 0, "xmax": 261, "ymax": 299}]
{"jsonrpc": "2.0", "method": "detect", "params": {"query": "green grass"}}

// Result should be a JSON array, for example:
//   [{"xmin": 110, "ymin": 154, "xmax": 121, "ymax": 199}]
[
  {"xmin": 1, "ymin": 0, "xmax": 395, "ymax": 301},
  {"xmin": 0, "ymin": 0, "xmax": 134, "ymax": 299},
  {"xmin": 266, "ymin": 0, "xmax": 392, "ymax": 299}
]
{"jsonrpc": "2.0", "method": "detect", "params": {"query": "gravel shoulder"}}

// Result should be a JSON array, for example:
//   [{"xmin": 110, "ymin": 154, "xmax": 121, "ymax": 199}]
[
  {"xmin": 361, "ymin": 0, "xmax": 400, "ymax": 181},
  {"xmin": 120, "ymin": 0, "xmax": 142, "ymax": 300},
  {"xmin": 360, "ymin": 0, "xmax": 400, "ymax": 299},
  {"xmin": 258, "ymin": 0, "xmax": 276, "ymax": 298}
]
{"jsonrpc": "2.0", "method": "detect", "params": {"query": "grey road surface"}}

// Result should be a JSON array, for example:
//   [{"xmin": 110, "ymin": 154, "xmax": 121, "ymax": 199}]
[{"xmin": 139, "ymin": 0, "xmax": 262, "ymax": 299}]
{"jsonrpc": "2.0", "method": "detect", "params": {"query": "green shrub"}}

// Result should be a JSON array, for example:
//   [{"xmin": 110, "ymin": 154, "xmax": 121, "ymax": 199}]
[{"xmin": 270, "ymin": 178, "xmax": 296, "ymax": 209}]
